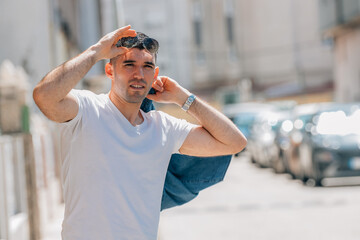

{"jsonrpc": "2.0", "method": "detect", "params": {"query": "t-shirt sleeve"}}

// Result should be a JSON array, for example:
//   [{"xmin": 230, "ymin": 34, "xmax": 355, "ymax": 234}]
[
  {"xmin": 57, "ymin": 89, "xmax": 91, "ymax": 132},
  {"xmin": 160, "ymin": 112, "xmax": 196, "ymax": 154}
]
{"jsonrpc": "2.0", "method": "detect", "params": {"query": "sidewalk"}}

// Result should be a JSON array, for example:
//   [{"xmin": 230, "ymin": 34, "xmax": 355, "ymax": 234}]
[
  {"xmin": 38, "ymin": 179, "xmax": 65, "ymax": 240},
  {"xmin": 157, "ymin": 155, "xmax": 360, "ymax": 240}
]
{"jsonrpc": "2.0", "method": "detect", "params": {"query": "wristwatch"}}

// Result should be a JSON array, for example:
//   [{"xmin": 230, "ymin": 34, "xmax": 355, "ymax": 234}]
[{"xmin": 181, "ymin": 94, "xmax": 196, "ymax": 112}]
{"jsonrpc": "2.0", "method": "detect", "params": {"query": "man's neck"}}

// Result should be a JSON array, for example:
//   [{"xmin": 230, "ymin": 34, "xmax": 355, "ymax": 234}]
[{"xmin": 109, "ymin": 91, "xmax": 144, "ymax": 126}]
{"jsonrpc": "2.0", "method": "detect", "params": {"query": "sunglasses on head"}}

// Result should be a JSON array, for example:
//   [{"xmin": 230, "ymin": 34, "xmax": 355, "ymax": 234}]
[{"xmin": 116, "ymin": 36, "xmax": 159, "ymax": 54}]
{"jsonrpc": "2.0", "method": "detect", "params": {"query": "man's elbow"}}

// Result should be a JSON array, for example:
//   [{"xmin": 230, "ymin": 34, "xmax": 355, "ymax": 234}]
[
  {"xmin": 33, "ymin": 86, "xmax": 56, "ymax": 121},
  {"xmin": 33, "ymin": 85, "xmax": 44, "ymax": 108},
  {"xmin": 230, "ymin": 135, "xmax": 247, "ymax": 155}
]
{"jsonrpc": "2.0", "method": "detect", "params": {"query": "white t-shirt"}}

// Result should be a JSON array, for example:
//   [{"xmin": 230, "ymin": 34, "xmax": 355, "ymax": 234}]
[{"xmin": 59, "ymin": 89, "xmax": 195, "ymax": 240}]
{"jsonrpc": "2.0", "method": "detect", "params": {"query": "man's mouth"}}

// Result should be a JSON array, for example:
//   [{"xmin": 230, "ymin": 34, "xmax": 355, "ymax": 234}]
[{"xmin": 130, "ymin": 84, "xmax": 145, "ymax": 89}]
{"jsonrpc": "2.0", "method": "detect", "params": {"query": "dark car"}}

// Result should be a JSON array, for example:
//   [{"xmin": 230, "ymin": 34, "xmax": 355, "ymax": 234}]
[{"xmin": 297, "ymin": 103, "xmax": 360, "ymax": 186}]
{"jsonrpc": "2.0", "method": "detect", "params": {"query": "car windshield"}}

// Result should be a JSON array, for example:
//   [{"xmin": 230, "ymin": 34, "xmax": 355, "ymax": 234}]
[
  {"xmin": 234, "ymin": 113, "xmax": 257, "ymax": 126},
  {"xmin": 293, "ymin": 114, "xmax": 313, "ymax": 131},
  {"xmin": 315, "ymin": 109, "xmax": 360, "ymax": 135}
]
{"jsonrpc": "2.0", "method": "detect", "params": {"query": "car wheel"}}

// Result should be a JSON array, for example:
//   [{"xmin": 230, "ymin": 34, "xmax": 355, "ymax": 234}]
[
  {"xmin": 304, "ymin": 178, "xmax": 322, "ymax": 187},
  {"xmin": 307, "ymin": 159, "xmax": 323, "ymax": 187}
]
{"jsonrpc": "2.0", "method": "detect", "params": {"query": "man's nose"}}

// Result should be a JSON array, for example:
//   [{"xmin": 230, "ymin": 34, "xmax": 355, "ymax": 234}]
[{"xmin": 133, "ymin": 66, "xmax": 144, "ymax": 79}]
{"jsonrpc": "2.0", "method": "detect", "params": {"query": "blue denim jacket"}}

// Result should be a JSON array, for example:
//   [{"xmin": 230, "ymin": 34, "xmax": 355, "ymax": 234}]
[{"xmin": 141, "ymin": 90, "xmax": 232, "ymax": 211}]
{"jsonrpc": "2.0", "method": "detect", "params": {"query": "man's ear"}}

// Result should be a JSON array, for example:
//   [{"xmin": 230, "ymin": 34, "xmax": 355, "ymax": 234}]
[
  {"xmin": 105, "ymin": 62, "xmax": 114, "ymax": 80},
  {"xmin": 154, "ymin": 67, "xmax": 159, "ymax": 81}
]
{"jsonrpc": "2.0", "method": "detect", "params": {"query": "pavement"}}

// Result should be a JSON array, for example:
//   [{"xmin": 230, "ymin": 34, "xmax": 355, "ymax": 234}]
[
  {"xmin": 158, "ymin": 154, "xmax": 360, "ymax": 240},
  {"xmin": 40, "ymin": 154, "xmax": 360, "ymax": 240}
]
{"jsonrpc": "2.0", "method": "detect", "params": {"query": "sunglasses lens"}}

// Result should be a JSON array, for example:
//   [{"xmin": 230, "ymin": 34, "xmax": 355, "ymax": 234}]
[
  {"xmin": 143, "ymin": 38, "xmax": 159, "ymax": 53},
  {"xmin": 116, "ymin": 36, "xmax": 138, "ymax": 48},
  {"xmin": 116, "ymin": 36, "xmax": 159, "ymax": 53}
]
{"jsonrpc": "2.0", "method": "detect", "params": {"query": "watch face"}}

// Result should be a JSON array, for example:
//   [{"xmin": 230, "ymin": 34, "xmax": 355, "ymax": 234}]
[{"xmin": 182, "ymin": 94, "xmax": 196, "ymax": 111}]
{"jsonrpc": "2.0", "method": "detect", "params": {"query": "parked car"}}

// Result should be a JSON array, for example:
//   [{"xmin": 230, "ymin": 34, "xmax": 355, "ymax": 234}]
[
  {"xmin": 298, "ymin": 103, "xmax": 360, "ymax": 186},
  {"xmin": 270, "ymin": 114, "xmax": 293, "ymax": 173},
  {"xmin": 248, "ymin": 110, "xmax": 292, "ymax": 168},
  {"xmin": 280, "ymin": 103, "xmax": 323, "ymax": 180},
  {"xmin": 247, "ymin": 101, "xmax": 295, "ymax": 168},
  {"xmin": 222, "ymin": 102, "xmax": 276, "ymax": 156}
]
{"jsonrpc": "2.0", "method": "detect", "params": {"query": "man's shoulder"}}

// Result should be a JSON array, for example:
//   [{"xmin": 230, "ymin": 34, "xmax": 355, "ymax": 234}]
[
  {"xmin": 71, "ymin": 89, "xmax": 108, "ymax": 106},
  {"xmin": 71, "ymin": 89, "xmax": 103, "ymax": 99}
]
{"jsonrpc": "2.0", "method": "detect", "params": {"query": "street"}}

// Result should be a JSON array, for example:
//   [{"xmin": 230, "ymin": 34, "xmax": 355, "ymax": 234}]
[{"xmin": 158, "ymin": 154, "xmax": 360, "ymax": 240}]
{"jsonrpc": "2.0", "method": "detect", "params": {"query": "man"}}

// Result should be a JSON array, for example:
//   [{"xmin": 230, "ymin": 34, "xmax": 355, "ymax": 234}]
[{"xmin": 33, "ymin": 25, "xmax": 247, "ymax": 240}]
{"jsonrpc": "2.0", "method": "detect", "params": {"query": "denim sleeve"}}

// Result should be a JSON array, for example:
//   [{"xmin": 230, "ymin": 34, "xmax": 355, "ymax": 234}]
[{"xmin": 161, "ymin": 154, "xmax": 232, "ymax": 211}]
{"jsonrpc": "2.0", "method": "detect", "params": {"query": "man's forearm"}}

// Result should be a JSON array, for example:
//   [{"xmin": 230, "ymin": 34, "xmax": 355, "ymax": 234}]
[
  {"xmin": 34, "ymin": 47, "xmax": 97, "ymax": 103},
  {"xmin": 186, "ymin": 96, "xmax": 247, "ymax": 152}
]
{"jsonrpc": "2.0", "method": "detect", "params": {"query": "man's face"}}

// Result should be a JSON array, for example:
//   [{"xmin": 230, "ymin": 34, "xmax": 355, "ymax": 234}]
[{"xmin": 111, "ymin": 48, "xmax": 157, "ymax": 103}]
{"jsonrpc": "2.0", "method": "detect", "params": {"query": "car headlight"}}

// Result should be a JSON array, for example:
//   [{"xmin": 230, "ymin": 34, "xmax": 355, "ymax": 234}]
[
  {"xmin": 262, "ymin": 132, "xmax": 275, "ymax": 144},
  {"xmin": 291, "ymin": 131, "xmax": 303, "ymax": 144}
]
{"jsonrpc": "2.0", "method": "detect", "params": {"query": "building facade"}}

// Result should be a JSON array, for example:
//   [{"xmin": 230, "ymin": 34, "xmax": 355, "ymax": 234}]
[
  {"xmin": 0, "ymin": 0, "xmax": 119, "ymax": 239},
  {"xmin": 319, "ymin": 0, "xmax": 360, "ymax": 102},
  {"xmin": 124, "ymin": 0, "xmax": 334, "ymax": 103},
  {"xmin": 189, "ymin": 0, "xmax": 334, "ymax": 102}
]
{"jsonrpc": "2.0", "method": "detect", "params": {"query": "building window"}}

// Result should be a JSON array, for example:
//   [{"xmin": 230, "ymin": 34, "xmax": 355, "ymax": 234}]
[
  {"xmin": 192, "ymin": 1, "xmax": 205, "ymax": 64},
  {"xmin": 193, "ymin": 1, "xmax": 202, "ymax": 47},
  {"xmin": 224, "ymin": 0, "xmax": 237, "ymax": 61},
  {"xmin": 224, "ymin": 0, "xmax": 234, "ymax": 45}
]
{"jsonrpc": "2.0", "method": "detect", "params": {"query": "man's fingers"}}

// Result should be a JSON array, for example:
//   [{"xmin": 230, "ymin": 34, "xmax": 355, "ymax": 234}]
[
  {"xmin": 152, "ymin": 78, "xmax": 164, "ymax": 92},
  {"xmin": 114, "ymin": 30, "xmax": 136, "ymax": 46},
  {"xmin": 115, "ymin": 47, "xmax": 129, "ymax": 55},
  {"xmin": 114, "ymin": 25, "xmax": 133, "ymax": 36},
  {"xmin": 146, "ymin": 92, "xmax": 159, "ymax": 101},
  {"xmin": 113, "ymin": 25, "xmax": 137, "ymax": 42},
  {"xmin": 159, "ymin": 76, "xmax": 170, "ymax": 85},
  {"xmin": 151, "ymin": 82, "xmax": 162, "ymax": 92}
]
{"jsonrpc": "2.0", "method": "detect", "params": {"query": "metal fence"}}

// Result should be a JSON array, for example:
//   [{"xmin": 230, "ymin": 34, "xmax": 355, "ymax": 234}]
[{"xmin": 0, "ymin": 134, "xmax": 30, "ymax": 240}]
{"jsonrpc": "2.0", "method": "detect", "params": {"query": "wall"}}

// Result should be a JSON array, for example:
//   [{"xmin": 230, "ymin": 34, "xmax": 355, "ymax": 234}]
[
  {"xmin": 190, "ymin": 0, "xmax": 242, "ymax": 87},
  {"xmin": 122, "ymin": 0, "xmax": 192, "ymax": 88},
  {"xmin": 238, "ymin": 0, "xmax": 333, "ymax": 89},
  {"xmin": 318, "ymin": 0, "xmax": 360, "ymax": 102},
  {"xmin": 0, "ymin": 0, "xmax": 52, "ymax": 88},
  {"xmin": 334, "ymin": 30, "xmax": 360, "ymax": 102}
]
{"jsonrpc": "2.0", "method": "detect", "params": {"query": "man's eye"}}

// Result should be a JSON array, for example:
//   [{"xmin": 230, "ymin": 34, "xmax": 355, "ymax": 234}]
[
  {"xmin": 144, "ymin": 65, "xmax": 154, "ymax": 69},
  {"xmin": 124, "ymin": 64, "xmax": 134, "ymax": 67}
]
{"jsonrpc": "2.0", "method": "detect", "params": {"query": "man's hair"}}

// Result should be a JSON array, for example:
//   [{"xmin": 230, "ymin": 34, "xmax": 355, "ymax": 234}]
[{"xmin": 110, "ymin": 32, "xmax": 158, "ymax": 64}]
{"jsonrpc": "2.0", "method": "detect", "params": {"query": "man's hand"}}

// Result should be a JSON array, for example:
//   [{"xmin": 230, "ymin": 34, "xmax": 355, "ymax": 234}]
[
  {"xmin": 91, "ymin": 25, "xmax": 137, "ymax": 62},
  {"xmin": 146, "ymin": 76, "xmax": 190, "ymax": 107}
]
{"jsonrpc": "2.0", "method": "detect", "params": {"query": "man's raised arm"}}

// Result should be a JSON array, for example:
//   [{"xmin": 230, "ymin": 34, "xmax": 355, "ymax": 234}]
[
  {"xmin": 33, "ymin": 26, "xmax": 136, "ymax": 123},
  {"xmin": 147, "ymin": 77, "xmax": 247, "ymax": 157}
]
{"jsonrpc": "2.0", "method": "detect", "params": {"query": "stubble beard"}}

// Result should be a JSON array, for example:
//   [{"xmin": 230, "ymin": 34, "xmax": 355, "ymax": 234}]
[
  {"xmin": 125, "ymin": 84, "xmax": 151, "ymax": 104},
  {"xmin": 125, "ymin": 91, "xmax": 147, "ymax": 103},
  {"xmin": 113, "ymin": 76, "xmax": 152, "ymax": 104}
]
